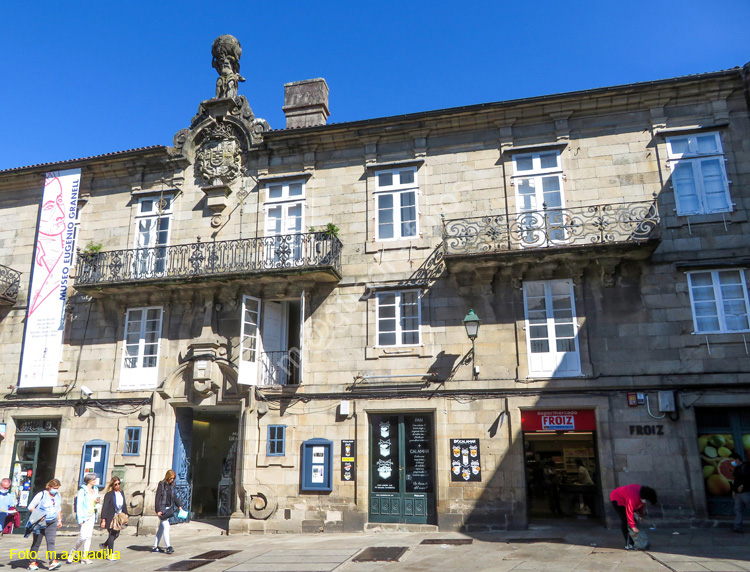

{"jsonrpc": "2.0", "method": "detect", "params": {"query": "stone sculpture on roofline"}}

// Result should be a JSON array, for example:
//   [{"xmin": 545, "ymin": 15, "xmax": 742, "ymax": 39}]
[{"xmin": 212, "ymin": 34, "xmax": 246, "ymax": 100}]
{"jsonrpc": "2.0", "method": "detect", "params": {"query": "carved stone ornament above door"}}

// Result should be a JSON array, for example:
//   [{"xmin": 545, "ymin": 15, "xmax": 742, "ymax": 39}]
[{"xmin": 195, "ymin": 123, "xmax": 243, "ymax": 187}]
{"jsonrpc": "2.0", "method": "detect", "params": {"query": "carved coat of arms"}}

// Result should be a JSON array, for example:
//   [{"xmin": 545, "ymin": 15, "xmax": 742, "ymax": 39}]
[{"xmin": 196, "ymin": 125, "xmax": 242, "ymax": 186}]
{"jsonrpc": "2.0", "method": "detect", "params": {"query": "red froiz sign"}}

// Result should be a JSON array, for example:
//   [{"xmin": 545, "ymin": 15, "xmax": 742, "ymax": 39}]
[{"xmin": 521, "ymin": 410, "xmax": 596, "ymax": 432}]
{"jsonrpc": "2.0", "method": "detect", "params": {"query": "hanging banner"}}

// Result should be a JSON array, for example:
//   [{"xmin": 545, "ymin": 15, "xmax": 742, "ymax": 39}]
[{"xmin": 19, "ymin": 169, "xmax": 81, "ymax": 388}]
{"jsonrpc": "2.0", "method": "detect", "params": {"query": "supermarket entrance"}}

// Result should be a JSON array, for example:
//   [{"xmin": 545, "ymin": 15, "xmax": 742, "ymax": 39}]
[{"xmin": 522, "ymin": 409, "xmax": 602, "ymax": 522}]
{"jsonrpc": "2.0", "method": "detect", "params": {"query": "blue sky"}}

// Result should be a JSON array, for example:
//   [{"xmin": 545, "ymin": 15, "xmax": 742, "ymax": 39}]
[{"xmin": 1, "ymin": 1, "xmax": 748, "ymax": 171}]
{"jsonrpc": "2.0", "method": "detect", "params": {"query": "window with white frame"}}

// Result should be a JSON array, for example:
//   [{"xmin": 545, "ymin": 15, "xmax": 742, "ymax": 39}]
[
  {"xmin": 666, "ymin": 132, "xmax": 731, "ymax": 215},
  {"xmin": 512, "ymin": 151, "xmax": 566, "ymax": 245},
  {"xmin": 120, "ymin": 306, "xmax": 163, "ymax": 388},
  {"xmin": 239, "ymin": 295, "xmax": 304, "ymax": 386},
  {"xmin": 374, "ymin": 167, "xmax": 418, "ymax": 241},
  {"xmin": 523, "ymin": 279, "xmax": 581, "ymax": 377},
  {"xmin": 133, "ymin": 195, "xmax": 172, "ymax": 276},
  {"xmin": 376, "ymin": 290, "xmax": 421, "ymax": 346},
  {"xmin": 687, "ymin": 269, "xmax": 750, "ymax": 333},
  {"xmin": 264, "ymin": 180, "xmax": 305, "ymax": 264}
]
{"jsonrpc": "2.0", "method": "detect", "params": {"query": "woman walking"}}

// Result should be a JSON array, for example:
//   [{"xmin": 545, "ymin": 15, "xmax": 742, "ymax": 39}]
[
  {"xmin": 610, "ymin": 484, "xmax": 658, "ymax": 549},
  {"xmin": 153, "ymin": 470, "xmax": 182, "ymax": 555},
  {"xmin": 26, "ymin": 479, "xmax": 63, "ymax": 571},
  {"xmin": 99, "ymin": 477, "xmax": 128, "ymax": 559},
  {"xmin": 67, "ymin": 474, "xmax": 100, "ymax": 564}
]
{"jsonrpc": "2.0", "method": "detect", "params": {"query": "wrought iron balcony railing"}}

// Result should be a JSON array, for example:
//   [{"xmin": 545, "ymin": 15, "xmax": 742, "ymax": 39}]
[
  {"xmin": 260, "ymin": 349, "xmax": 301, "ymax": 386},
  {"xmin": 442, "ymin": 200, "xmax": 660, "ymax": 257},
  {"xmin": 0, "ymin": 264, "xmax": 21, "ymax": 305},
  {"xmin": 74, "ymin": 232, "xmax": 342, "ymax": 288}
]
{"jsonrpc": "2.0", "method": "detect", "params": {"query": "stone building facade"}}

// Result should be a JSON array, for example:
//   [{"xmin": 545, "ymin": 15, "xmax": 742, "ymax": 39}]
[{"xmin": 1, "ymin": 41, "xmax": 749, "ymax": 533}]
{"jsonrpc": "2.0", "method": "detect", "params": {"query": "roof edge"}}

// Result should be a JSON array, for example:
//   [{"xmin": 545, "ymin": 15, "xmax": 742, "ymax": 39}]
[{"xmin": 266, "ymin": 67, "xmax": 743, "ymax": 138}]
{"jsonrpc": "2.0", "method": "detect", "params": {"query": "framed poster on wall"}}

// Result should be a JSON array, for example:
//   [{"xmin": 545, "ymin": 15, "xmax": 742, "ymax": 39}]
[{"xmin": 450, "ymin": 438, "xmax": 481, "ymax": 482}]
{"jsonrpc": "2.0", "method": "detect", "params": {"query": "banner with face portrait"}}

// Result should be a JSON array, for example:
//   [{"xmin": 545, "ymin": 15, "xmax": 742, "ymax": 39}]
[{"xmin": 19, "ymin": 169, "xmax": 81, "ymax": 388}]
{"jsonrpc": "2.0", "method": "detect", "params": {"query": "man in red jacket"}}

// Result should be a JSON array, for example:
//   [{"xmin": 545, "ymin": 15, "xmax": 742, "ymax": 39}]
[{"xmin": 610, "ymin": 484, "xmax": 658, "ymax": 549}]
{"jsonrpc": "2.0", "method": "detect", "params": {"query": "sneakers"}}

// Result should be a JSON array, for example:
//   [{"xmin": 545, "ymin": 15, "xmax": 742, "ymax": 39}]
[
  {"xmin": 49, "ymin": 562, "xmax": 62, "ymax": 571},
  {"xmin": 625, "ymin": 544, "xmax": 635, "ymax": 550},
  {"xmin": 152, "ymin": 546, "xmax": 161, "ymax": 553},
  {"xmin": 165, "ymin": 546, "xmax": 174, "ymax": 555},
  {"xmin": 28, "ymin": 563, "xmax": 38, "ymax": 571}
]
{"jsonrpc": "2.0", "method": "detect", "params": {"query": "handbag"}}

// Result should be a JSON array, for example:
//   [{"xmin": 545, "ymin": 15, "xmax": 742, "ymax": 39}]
[
  {"xmin": 160, "ymin": 506, "xmax": 174, "ymax": 520},
  {"xmin": 629, "ymin": 529, "xmax": 650, "ymax": 550},
  {"xmin": 112, "ymin": 512, "xmax": 129, "ymax": 530}
]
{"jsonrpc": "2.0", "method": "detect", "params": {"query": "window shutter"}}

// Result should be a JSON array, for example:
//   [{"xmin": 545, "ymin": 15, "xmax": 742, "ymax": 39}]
[{"xmin": 239, "ymin": 295, "xmax": 261, "ymax": 385}]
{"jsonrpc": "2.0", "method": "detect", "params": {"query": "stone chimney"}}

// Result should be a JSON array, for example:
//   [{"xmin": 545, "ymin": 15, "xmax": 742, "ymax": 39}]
[{"xmin": 283, "ymin": 78, "xmax": 329, "ymax": 129}]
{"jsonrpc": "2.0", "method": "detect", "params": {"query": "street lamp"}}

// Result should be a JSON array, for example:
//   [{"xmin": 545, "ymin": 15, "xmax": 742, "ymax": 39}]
[{"xmin": 463, "ymin": 309, "xmax": 481, "ymax": 378}]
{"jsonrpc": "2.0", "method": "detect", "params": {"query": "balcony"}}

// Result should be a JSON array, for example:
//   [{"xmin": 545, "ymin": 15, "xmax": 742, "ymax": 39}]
[
  {"xmin": 74, "ymin": 232, "xmax": 342, "ymax": 294},
  {"xmin": 260, "ymin": 350, "xmax": 300, "ymax": 386},
  {"xmin": 442, "ymin": 200, "xmax": 660, "ymax": 272},
  {"xmin": 0, "ymin": 264, "xmax": 21, "ymax": 306}
]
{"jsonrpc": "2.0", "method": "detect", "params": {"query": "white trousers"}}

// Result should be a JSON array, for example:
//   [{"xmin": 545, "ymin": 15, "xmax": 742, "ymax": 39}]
[
  {"xmin": 71, "ymin": 515, "xmax": 95, "ymax": 557},
  {"xmin": 155, "ymin": 518, "xmax": 171, "ymax": 548}
]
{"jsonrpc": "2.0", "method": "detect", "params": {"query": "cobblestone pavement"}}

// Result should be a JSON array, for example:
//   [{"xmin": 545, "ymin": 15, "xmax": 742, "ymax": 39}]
[{"xmin": 1, "ymin": 521, "xmax": 748, "ymax": 572}]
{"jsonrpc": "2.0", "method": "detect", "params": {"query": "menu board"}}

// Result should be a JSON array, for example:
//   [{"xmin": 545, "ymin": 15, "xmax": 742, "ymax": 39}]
[
  {"xmin": 372, "ymin": 416, "xmax": 398, "ymax": 491},
  {"xmin": 341, "ymin": 439, "xmax": 356, "ymax": 482},
  {"xmin": 406, "ymin": 416, "xmax": 433, "ymax": 493},
  {"xmin": 450, "ymin": 438, "xmax": 481, "ymax": 482}
]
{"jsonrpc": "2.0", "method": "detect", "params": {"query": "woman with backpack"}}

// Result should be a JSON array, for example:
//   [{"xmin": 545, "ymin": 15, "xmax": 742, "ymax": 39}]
[
  {"xmin": 66, "ymin": 474, "xmax": 100, "ymax": 564},
  {"xmin": 25, "ymin": 479, "xmax": 63, "ymax": 571},
  {"xmin": 153, "ymin": 470, "xmax": 182, "ymax": 555}
]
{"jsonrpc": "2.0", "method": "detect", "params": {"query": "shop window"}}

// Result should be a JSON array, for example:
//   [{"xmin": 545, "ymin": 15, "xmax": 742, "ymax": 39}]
[
  {"xmin": 523, "ymin": 279, "xmax": 581, "ymax": 377},
  {"xmin": 267, "ymin": 425, "xmax": 286, "ymax": 456},
  {"xmin": 696, "ymin": 407, "xmax": 750, "ymax": 516},
  {"xmin": 666, "ymin": 132, "xmax": 731, "ymax": 215},
  {"xmin": 124, "ymin": 427, "xmax": 141, "ymax": 456},
  {"xmin": 687, "ymin": 269, "xmax": 750, "ymax": 333}
]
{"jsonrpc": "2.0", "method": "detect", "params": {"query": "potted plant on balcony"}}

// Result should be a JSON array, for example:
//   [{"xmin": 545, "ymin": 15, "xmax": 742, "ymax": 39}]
[
  {"xmin": 309, "ymin": 223, "xmax": 339, "ymax": 263},
  {"xmin": 309, "ymin": 223, "xmax": 340, "ymax": 239},
  {"xmin": 77, "ymin": 242, "xmax": 102, "ymax": 279},
  {"xmin": 79, "ymin": 242, "xmax": 102, "ymax": 260}
]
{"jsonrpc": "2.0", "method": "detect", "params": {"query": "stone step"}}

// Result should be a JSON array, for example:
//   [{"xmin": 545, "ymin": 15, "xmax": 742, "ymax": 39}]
[{"xmin": 365, "ymin": 523, "xmax": 439, "ymax": 533}]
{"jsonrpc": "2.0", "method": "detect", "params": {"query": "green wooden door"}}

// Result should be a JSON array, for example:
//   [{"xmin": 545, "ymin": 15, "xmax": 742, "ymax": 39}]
[{"xmin": 369, "ymin": 413, "xmax": 435, "ymax": 524}]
